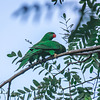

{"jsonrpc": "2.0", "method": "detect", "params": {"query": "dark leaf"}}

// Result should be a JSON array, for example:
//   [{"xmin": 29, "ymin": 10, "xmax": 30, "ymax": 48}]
[
  {"xmin": 27, "ymin": 93, "xmax": 32, "ymax": 100},
  {"xmin": 18, "ymin": 50, "xmax": 22, "ymax": 57},
  {"xmin": 17, "ymin": 89, "xmax": 26, "ymax": 94},
  {"xmin": 45, "ymin": 72, "xmax": 49, "ymax": 76},
  {"xmin": 45, "ymin": 63, "xmax": 48, "ymax": 69},
  {"xmin": 49, "ymin": 65, "xmax": 52, "ymax": 72},
  {"xmin": 7, "ymin": 51, "xmax": 16, "ymax": 57},
  {"xmin": 12, "ymin": 57, "xmax": 18, "ymax": 64},
  {"xmin": 7, "ymin": 54, "xmax": 13, "ymax": 57},
  {"xmin": 53, "ymin": 60, "xmax": 57, "ymax": 64},
  {"xmin": 63, "ymin": 13, "xmax": 66, "ymax": 19},
  {"xmin": 33, "ymin": 80, "xmax": 40, "ymax": 87},
  {"xmin": 71, "ymin": 78, "xmax": 74, "ymax": 85},
  {"xmin": 90, "ymin": 66, "xmax": 93, "ymax": 73},
  {"xmin": 45, "ymin": 95, "xmax": 51, "ymax": 100},
  {"xmin": 57, "ymin": 64, "xmax": 60, "ymax": 70},
  {"xmin": 24, "ymin": 87, "xmax": 31, "ymax": 92},
  {"xmin": 30, "ymin": 85, "xmax": 35, "ymax": 91},
  {"xmin": 39, "ymin": 69, "xmax": 45, "ymax": 75}
]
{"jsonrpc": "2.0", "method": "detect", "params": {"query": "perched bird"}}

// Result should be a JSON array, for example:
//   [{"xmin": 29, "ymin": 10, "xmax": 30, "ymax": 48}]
[
  {"xmin": 16, "ymin": 32, "xmax": 66, "ymax": 70},
  {"xmin": 16, "ymin": 32, "xmax": 56, "ymax": 70},
  {"xmin": 33, "ymin": 40, "xmax": 66, "ymax": 57}
]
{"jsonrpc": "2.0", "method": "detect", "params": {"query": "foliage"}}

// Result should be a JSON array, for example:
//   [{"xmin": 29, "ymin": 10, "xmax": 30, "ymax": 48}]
[
  {"xmin": 1, "ymin": 0, "xmax": 100, "ymax": 100},
  {"xmin": 7, "ymin": 50, "xmax": 22, "ymax": 64}
]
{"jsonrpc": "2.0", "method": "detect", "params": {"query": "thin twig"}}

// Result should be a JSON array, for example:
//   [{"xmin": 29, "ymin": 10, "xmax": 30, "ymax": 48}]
[
  {"xmin": 7, "ymin": 82, "xmax": 11, "ymax": 100},
  {"xmin": 63, "ymin": 77, "xmax": 98, "ymax": 90},
  {"xmin": 54, "ymin": 55, "xmax": 92, "ymax": 77}
]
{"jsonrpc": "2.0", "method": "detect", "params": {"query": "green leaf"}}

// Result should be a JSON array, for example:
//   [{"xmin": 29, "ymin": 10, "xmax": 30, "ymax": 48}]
[
  {"xmin": 53, "ymin": 60, "xmax": 56, "ymax": 64},
  {"xmin": 11, "ymin": 51, "xmax": 16, "ymax": 56},
  {"xmin": 45, "ymin": 95, "xmax": 51, "ymax": 100},
  {"xmin": 83, "ymin": 62, "xmax": 92, "ymax": 73},
  {"xmin": 47, "ymin": 90, "xmax": 52, "ymax": 96},
  {"xmin": 57, "ymin": 64, "xmax": 60, "ymax": 70},
  {"xmin": 71, "ymin": 78, "xmax": 74, "ymax": 85},
  {"xmin": 61, "ymin": 70, "xmax": 64, "ymax": 74},
  {"xmin": 45, "ymin": 63, "xmax": 48, "ymax": 69},
  {"xmin": 17, "ymin": 50, "xmax": 22, "ymax": 57},
  {"xmin": 24, "ymin": 87, "xmax": 31, "ymax": 92},
  {"xmin": 98, "ymin": 92, "xmax": 100, "ymax": 96},
  {"xmin": 64, "ymin": 60, "xmax": 69, "ymax": 64},
  {"xmin": 30, "ymin": 85, "xmax": 35, "ymax": 91},
  {"xmin": 58, "ymin": 78, "xmax": 61, "ymax": 85},
  {"xmin": 64, "ymin": 56, "xmax": 70, "ymax": 60},
  {"xmin": 90, "ymin": 66, "xmax": 93, "ymax": 73},
  {"xmin": 64, "ymin": 93, "xmax": 71, "ymax": 96},
  {"xmin": 39, "ymin": 69, "xmax": 45, "ymax": 75},
  {"xmin": 12, "ymin": 57, "xmax": 18, "ymax": 64},
  {"xmin": 87, "ymin": 0, "xmax": 92, "ymax": 8},
  {"xmin": 72, "ymin": 67, "xmax": 80, "ymax": 70},
  {"xmin": 27, "ymin": 93, "xmax": 32, "ymax": 100},
  {"xmin": 47, "ymin": 90, "xmax": 55, "ymax": 99},
  {"xmin": 7, "ymin": 51, "xmax": 16, "ymax": 57},
  {"xmin": 17, "ymin": 89, "xmax": 26, "ymax": 94},
  {"xmin": 33, "ymin": 66, "xmax": 40, "ymax": 71},
  {"xmin": 73, "ymin": 74, "xmax": 81, "ymax": 83},
  {"xmin": 79, "ymin": 41, "xmax": 82, "ymax": 48},
  {"xmin": 63, "ymin": 13, "xmax": 66, "ymax": 19},
  {"xmin": 49, "ymin": 65, "xmax": 52, "ymax": 72},
  {"xmin": 64, "ymin": 72, "xmax": 70, "ymax": 81},
  {"xmin": 97, "ymin": 88, "xmax": 100, "ymax": 92},
  {"xmin": 7, "ymin": 54, "xmax": 13, "ymax": 57},
  {"xmin": 19, "ymin": 95, "xmax": 25, "ymax": 100},
  {"xmin": 45, "ymin": 72, "xmax": 49, "ymax": 76},
  {"xmin": 49, "ymin": 86, "xmax": 56, "ymax": 93},
  {"xmin": 33, "ymin": 80, "xmax": 40, "ymax": 87},
  {"xmin": 57, "ymin": 93, "xmax": 63, "ymax": 95},
  {"xmin": 97, "ymin": 97, "xmax": 100, "ymax": 100},
  {"xmin": 11, "ymin": 91, "xmax": 21, "ymax": 97}
]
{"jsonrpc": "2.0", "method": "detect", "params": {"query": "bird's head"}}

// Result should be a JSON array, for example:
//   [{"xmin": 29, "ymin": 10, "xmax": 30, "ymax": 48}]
[{"xmin": 41, "ymin": 32, "xmax": 56, "ymax": 41}]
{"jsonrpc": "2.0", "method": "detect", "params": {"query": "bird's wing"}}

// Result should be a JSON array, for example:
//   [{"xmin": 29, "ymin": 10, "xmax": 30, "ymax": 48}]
[{"xmin": 33, "ymin": 41, "xmax": 60, "ymax": 50}]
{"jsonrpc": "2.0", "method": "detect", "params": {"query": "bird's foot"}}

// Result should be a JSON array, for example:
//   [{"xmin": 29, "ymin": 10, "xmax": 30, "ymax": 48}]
[{"xmin": 54, "ymin": 53, "xmax": 57, "ymax": 58}]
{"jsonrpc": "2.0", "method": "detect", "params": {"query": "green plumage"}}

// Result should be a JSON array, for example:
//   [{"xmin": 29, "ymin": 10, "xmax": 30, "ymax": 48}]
[{"xmin": 16, "ymin": 32, "xmax": 66, "ymax": 70}]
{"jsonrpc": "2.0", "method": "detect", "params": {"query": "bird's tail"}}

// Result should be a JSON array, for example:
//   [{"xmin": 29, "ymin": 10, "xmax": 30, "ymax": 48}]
[{"xmin": 15, "ymin": 58, "xmax": 29, "ymax": 71}]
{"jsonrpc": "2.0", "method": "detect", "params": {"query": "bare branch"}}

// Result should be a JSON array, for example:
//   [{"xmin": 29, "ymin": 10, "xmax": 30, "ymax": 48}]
[
  {"xmin": 0, "ymin": 45, "xmax": 100, "ymax": 88},
  {"xmin": 63, "ymin": 77, "xmax": 98, "ymax": 90},
  {"xmin": 54, "ymin": 54, "xmax": 92, "ymax": 76}
]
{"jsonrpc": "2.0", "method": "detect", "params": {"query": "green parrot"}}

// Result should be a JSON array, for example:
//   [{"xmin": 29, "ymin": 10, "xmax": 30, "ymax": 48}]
[
  {"xmin": 16, "ymin": 32, "xmax": 66, "ymax": 70},
  {"xmin": 16, "ymin": 32, "xmax": 56, "ymax": 70},
  {"xmin": 33, "ymin": 40, "xmax": 66, "ymax": 56}
]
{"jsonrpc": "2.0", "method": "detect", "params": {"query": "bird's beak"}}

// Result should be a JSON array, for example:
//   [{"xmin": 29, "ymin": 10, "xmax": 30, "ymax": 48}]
[{"xmin": 53, "ymin": 34, "xmax": 56, "ymax": 38}]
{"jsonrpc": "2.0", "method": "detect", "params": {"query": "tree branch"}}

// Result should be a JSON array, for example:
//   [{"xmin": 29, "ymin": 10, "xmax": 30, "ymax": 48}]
[
  {"xmin": 54, "ymin": 54, "xmax": 92, "ymax": 77},
  {"xmin": 0, "ymin": 45, "xmax": 100, "ymax": 88},
  {"xmin": 7, "ymin": 82, "xmax": 11, "ymax": 100},
  {"xmin": 63, "ymin": 77, "xmax": 98, "ymax": 90}
]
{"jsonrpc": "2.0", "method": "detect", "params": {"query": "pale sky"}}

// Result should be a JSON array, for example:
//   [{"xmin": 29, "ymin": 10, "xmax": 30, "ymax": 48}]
[{"xmin": 0, "ymin": 0, "xmax": 80, "ymax": 99}]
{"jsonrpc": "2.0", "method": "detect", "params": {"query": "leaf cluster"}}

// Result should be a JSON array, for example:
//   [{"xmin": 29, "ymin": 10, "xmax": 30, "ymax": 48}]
[{"xmin": 7, "ymin": 50, "xmax": 22, "ymax": 64}]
